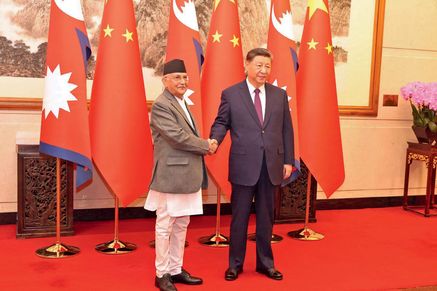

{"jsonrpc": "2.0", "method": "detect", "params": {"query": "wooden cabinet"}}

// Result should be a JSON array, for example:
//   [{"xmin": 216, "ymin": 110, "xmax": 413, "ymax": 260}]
[
  {"xmin": 17, "ymin": 145, "xmax": 74, "ymax": 238},
  {"xmin": 275, "ymin": 161, "xmax": 317, "ymax": 224}
]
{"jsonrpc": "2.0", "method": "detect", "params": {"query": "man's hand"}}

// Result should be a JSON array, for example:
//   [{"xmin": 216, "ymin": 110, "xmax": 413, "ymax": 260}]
[
  {"xmin": 208, "ymin": 139, "xmax": 218, "ymax": 155},
  {"xmin": 283, "ymin": 164, "xmax": 293, "ymax": 180}
]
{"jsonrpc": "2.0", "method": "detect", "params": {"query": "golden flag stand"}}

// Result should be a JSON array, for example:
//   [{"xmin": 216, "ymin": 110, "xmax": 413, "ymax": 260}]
[
  {"xmin": 95, "ymin": 196, "xmax": 137, "ymax": 254},
  {"xmin": 36, "ymin": 158, "xmax": 80, "ymax": 258},
  {"xmin": 288, "ymin": 171, "xmax": 324, "ymax": 240},
  {"xmin": 198, "ymin": 187, "xmax": 229, "ymax": 247}
]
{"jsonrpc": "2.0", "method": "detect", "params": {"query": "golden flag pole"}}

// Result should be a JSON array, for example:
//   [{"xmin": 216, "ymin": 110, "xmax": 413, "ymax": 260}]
[
  {"xmin": 199, "ymin": 187, "xmax": 229, "ymax": 247},
  {"xmin": 95, "ymin": 196, "xmax": 137, "ymax": 254},
  {"xmin": 288, "ymin": 171, "xmax": 324, "ymax": 240},
  {"xmin": 36, "ymin": 158, "xmax": 80, "ymax": 258}
]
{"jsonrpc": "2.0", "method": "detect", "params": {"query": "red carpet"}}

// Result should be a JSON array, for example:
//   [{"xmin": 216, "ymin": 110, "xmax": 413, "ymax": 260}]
[{"xmin": 1, "ymin": 207, "xmax": 437, "ymax": 290}]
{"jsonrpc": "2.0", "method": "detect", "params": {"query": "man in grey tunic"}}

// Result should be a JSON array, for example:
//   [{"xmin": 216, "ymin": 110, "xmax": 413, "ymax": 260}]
[{"xmin": 145, "ymin": 59, "xmax": 216, "ymax": 291}]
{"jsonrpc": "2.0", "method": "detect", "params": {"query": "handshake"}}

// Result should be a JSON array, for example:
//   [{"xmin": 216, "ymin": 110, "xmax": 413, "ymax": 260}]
[{"xmin": 207, "ymin": 139, "xmax": 218, "ymax": 155}]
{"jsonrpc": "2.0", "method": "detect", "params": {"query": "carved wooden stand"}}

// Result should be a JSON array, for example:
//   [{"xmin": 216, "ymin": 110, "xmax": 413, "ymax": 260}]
[
  {"xmin": 275, "ymin": 161, "xmax": 317, "ymax": 224},
  {"xmin": 403, "ymin": 142, "xmax": 437, "ymax": 217},
  {"xmin": 17, "ymin": 145, "xmax": 74, "ymax": 238}
]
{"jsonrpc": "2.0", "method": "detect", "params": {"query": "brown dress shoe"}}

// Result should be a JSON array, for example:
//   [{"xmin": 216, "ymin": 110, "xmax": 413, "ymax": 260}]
[
  {"xmin": 155, "ymin": 273, "xmax": 177, "ymax": 291},
  {"xmin": 171, "ymin": 269, "xmax": 203, "ymax": 285},
  {"xmin": 256, "ymin": 267, "xmax": 283, "ymax": 280}
]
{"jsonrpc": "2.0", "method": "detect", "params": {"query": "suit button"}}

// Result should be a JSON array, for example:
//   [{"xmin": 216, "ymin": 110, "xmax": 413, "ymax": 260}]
[{"xmin": 261, "ymin": 130, "xmax": 265, "ymax": 134}]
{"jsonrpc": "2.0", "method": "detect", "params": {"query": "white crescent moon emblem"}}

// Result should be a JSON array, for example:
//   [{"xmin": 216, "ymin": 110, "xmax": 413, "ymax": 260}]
[
  {"xmin": 271, "ymin": 4, "xmax": 294, "ymax": 41},
  {"xmin": 173, "ymin": 0, "xmax": 199, "ymax": 32},
  {"xmin": 54, "ymin": 0, "xmax": 84, "ymax": 21}
]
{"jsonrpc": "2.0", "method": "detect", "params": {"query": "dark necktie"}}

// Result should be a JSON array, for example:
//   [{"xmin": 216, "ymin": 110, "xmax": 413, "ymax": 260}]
[{"xmin": 254, "ymin": 88, "xmax": 263, "ymax": 124}]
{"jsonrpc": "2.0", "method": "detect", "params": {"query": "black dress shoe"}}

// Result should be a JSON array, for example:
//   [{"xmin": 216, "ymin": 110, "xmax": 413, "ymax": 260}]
[
  {"xmin": 256, "ymin": 268, "xmax": 283, "ymax": 280},
  {"xmin": 155, "ymin": 274, "xmax": 177, "ymax": 291},
  {"xmin": 225, "ymin": 268, "xmax": 242, "ymax": 281},
  {"xmin": 171, "ymin": 269, "xmax": 203, "ymax": 285}
]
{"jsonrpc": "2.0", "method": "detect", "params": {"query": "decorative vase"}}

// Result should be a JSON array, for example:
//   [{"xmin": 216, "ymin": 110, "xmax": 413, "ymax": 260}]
[
  {"xmin": 412, "ymin": 126, "xmax": 437, "ymax": 144},
  {"xmin": 426, "ymin": 128, "xmax": 437, "ymax": 145},
  {"xmin": 412, "ymin": 125, "xmax": 428, "ymax": 143}
]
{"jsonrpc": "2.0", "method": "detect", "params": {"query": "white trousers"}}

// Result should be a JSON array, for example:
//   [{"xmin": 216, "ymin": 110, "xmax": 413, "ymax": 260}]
[{"xmin": 155, "ymin": 195, "xmax": 190, "ymax": 278}]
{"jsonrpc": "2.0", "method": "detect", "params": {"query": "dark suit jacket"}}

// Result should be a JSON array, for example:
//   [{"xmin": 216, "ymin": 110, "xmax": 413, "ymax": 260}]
[{"xmin": 210, "ymin": 80, "xmax": 294, "ymax": 186}]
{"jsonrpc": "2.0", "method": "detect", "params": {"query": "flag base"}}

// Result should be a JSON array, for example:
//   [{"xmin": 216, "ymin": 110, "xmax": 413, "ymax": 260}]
[
  {"xmin": 95, "ymin": 239, "xmax": 136, "ymax": 254},
  {"xmin": 247, "ymin": 233, "xmax": 283, "ymax": 243},
  {"xmin": 148, "ymin": 240, "xmax": 189, "ymax": 248},
  {"xmin": 198, "ymin": 233, "xmax": 229, "ymax": 247},
  {"xmin": 36, "ymin": 243, "xmax": 80, "ymax": 258},
  {"xmin": 287, "ymin": 227, "xmax": 324, "ymax": 241}
]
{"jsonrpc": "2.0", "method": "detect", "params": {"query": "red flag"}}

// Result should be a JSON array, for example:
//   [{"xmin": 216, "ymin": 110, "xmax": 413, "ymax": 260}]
[
  {"xmin": 40, "ymin": 0, "xmax": 92, "ymax": 188},
  {"xmin": 201, "ymin": 0, "xmax": 245, "ymax": 197},
  {"xmin": 267, "ymin": 0, "xmax": 301, "ymax": 182},
  {"xmin": 90, "ymin": 0, "xmax": 153, "ymax": 206},
  {"xmin": 296, "ymin": 0, "xmax": 345, "ymax": 197},
  {"xmin": 166, "ymin": 0, "xmax": 204, "ymax": 134}
]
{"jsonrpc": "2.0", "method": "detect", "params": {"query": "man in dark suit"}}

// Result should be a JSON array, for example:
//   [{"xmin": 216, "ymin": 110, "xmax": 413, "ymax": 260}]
[{"xmin": 210, "ymin": 48, "xmax": 294, "ymax": 281}]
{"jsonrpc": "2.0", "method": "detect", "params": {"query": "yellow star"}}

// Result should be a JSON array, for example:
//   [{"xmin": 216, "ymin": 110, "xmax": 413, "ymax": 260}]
[
  {"xmin": 230, "ymin": 35, "xmax": 240, "ymax": 47},
  {"xmin": 214, "ymin": 0, "xmax": 220, "ymax": 10},
  {"xmin": 325, "ymin": 42, "xmax": 333, "ymax": 54},
  {"xmin": 308, "ymin": 0, "xmax": 328, "ymax": 20},
  {"xmin": 122, "ymin": 29, "xmax": 133, "ymax": 42},
  {"xmin": 307, "ymin": 38, "xmax": 319, "ymax": 50},
  {"xmin": 212, "ymin": 30, "xmax": 223, "ymax": 43},
  {"xmin": 103, "ymin": 24, "xmax": 114, "ymax": 38}
]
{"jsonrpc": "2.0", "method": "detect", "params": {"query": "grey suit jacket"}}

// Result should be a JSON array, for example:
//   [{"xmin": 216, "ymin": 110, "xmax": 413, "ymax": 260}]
[
  {"xmin": 210, "ymin": 80, "xmax": 294, "ymax": 186},
  {"xmin": 149, "ymin": 89, "xmax": 209, "ymax": 193}
]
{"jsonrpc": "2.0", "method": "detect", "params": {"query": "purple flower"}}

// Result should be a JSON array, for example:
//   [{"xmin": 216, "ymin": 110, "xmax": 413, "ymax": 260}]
[
  {"xmin": 401, "ymin": 82, "xmax": 437, "ymax": 108},
  {"xmin": 401, "ymin": 82, "xmax": 437, "ymax": 131}
]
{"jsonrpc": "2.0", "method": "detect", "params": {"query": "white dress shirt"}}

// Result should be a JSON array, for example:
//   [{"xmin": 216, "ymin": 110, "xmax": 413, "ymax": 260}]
[
  {"xmin": 144, "ymin": 189, "xmax": 203, "ymax": 217},
  {"xmin": 175, "ymin": 95, "xmax": 194, "ymax": 128},
  {"xmin": 246, "ymin": 78, "xmax": 266, "ymax": 120}
]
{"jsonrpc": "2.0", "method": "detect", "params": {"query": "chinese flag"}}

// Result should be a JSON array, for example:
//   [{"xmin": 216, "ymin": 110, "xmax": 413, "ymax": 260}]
[
  {"xmin": 267, "ymin": 0, "xmax": 300, "ymax": 183},
  {"xmin": 296, "ymin": 0, "xmax": 345, "ymax": 197},
  {"xmin": 201, "ymin": 0, "xmax": 245, "ymax": 197},
  {"xmin": 90, "ymin": 0, "xmax": 153, "ymax": 206},
  {"xmin": 166, "ymin": 0, "xmax": 204, "ymax": 134},
  {"xmin": 40, "ymin": 0, "xmax": 92, "ymax": 188}
]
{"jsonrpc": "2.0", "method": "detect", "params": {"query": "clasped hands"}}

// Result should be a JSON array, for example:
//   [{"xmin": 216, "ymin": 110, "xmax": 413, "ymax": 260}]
[{"xmin": 207, "ymin": 139, "xmax": 218, "ymax": 155}]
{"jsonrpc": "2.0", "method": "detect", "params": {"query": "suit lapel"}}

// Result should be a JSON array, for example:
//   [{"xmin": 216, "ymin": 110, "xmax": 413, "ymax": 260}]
[
  {"xmin": 164, "ymin": 90, "xmax": 197, "ymax": 134},
  {"xmin": 239, "ymin": 81, "xmax": 263, "ymax": 128},
  {"xmin": 184, "ymin": 100, "xmax": 199, "ymax": 136},
  {"xmin": 263, "ymin": 84, "xmax": 273, "ymax": 128}
]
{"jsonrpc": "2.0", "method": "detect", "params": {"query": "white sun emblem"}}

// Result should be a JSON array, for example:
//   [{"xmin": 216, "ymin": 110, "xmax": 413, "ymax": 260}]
[
  {"xmin": 184, "ymin": 88, "xmax": 195, "ymax": 105},
  {"xmin": 43, "ymin": 65, "xmax": 78, "ymax": 119},
  {"xmin": 272, "ymin": 79, "xmax": 291, "ymax": 102}
]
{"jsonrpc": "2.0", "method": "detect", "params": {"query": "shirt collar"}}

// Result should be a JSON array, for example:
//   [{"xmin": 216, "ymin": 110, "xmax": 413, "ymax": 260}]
[
  {"xmin": 175, "ymin": 95, "xmax": 186, "ymax": 106},
  {"xmin": 246, "ymin": 78, "xmax": 265, "ymax": 95}
]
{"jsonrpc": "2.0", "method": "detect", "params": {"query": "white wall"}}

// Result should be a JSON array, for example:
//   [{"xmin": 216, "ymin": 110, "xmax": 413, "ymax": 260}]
[{"xmin": 325, "ymin": 0, "xmax": 437, "ymax": 200}]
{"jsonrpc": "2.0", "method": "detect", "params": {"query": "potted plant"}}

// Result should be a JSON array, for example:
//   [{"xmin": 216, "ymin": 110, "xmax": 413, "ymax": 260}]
[{"xmin": 400, "ymin": 82, "xmax": 437, "ymax": 143}]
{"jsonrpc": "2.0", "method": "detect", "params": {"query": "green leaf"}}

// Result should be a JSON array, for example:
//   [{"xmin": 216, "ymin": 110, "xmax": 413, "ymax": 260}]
[
  {"xmin": 429, "ymin": 121, "xmax": 437, "ymax": 132},
  {"xmin": 411, "ymin": 103, "xmax": 425, "ymax": 126}
]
